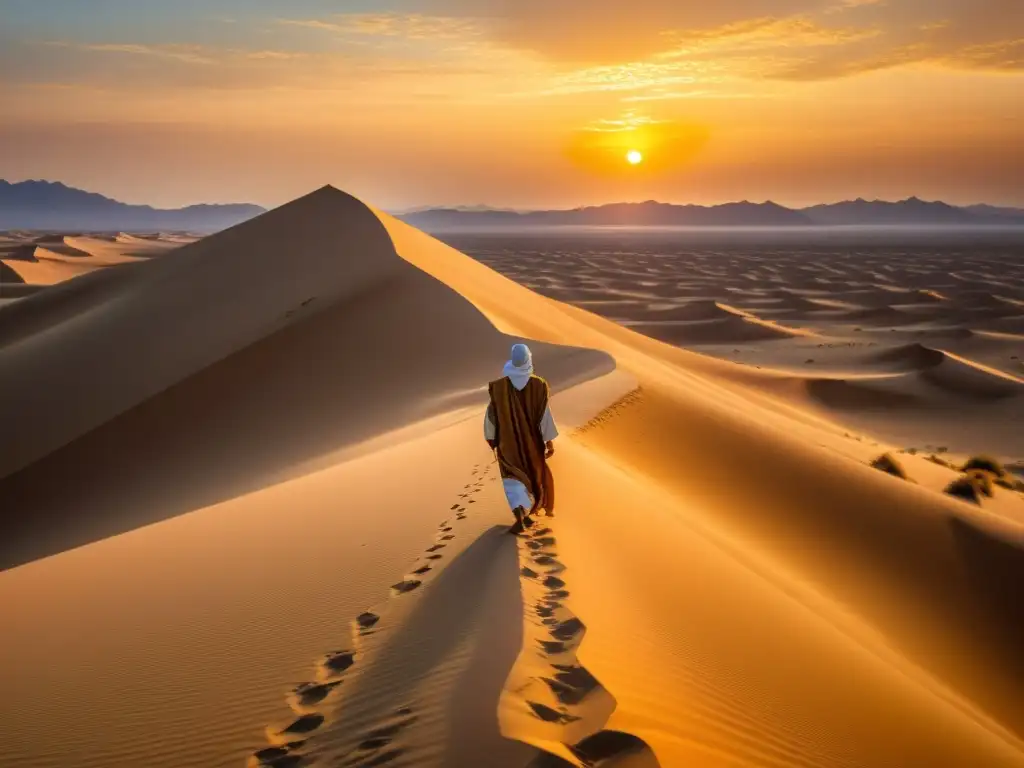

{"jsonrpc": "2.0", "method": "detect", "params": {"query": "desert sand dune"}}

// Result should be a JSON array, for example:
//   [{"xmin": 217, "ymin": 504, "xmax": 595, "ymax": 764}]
[
  {"xmin": 30, "ymin": 233, "xmax": 93, "ymax": 255},
  {"xmin": 0, "ymin": 258, "xmax": 25, "ymax": 285},
  {"xmin": 0, "ymin": 247, "xmax": 100, "ymax": 283},
  {"xmin": 0, "ymin": 188, "xmax": 610, "ymax": 569},
  {"xmin": 0, "ymin": 231, "xmax": 184, "ymax": 292},
  {"xmin": 450, "ymin": 233, "xmax": 1023, "ymax": 457},
  {"xmin": 867, "ymin": 341, "xmax": 949, "ymax": 370},
  {"xmin": 618, "ymin": 314, "xmax": 812, "ymax": 345},
  {"xmin": 1, "ymin": 192, "xmax": 1023, "ymax": 768}
]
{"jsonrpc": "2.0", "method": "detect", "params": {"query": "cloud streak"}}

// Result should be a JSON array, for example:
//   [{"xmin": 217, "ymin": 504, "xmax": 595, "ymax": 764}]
[
  {"xmin": 280, "ymin": 13, "xmax": 485, "ymax": 40},
  {"xmin": 422, "ymin": 0, "xmax": 1024, "ymax": 78}
]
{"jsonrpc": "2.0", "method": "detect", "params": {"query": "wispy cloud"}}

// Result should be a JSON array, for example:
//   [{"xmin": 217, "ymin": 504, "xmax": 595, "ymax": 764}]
[
  {"xmin": 45, "ymin": 40, "xmax": 310, "ymax": 66},
  {"xmin": 280, "ymin": 13, "xmax": 486, "ymax": 41},
  {"xmin": 46, "ymin": 42, "xmax": 219, "ymax": 65},
  {"xmin": 531, "ymin": 60, "xmax": 706, "ymax": 96},
  {"xmin": 622, "ymin": 88, "xmax": 762, "ymax": 101},
  {"xmin": 419, "ymin": 0, "xmax": 1024, "ymax": 79},
  {"xmin": 584, "ymin": 111, "xmax": 667, "ymax": 132}
]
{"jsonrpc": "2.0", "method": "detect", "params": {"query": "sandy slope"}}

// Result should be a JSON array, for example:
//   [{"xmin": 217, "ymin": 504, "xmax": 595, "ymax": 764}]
[
  {"xmin": 1, "ymin": 188, "xmax": 1022, "ymax": 768},
  {"xmin": 0, "ymin": 232, "xmax": 188, "ymax": 291}
]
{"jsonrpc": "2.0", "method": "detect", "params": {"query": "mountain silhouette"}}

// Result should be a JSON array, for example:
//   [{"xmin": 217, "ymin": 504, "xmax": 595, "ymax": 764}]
[
  {"xmin": 802, "ymin": 197, "xmax": 978, "ymax": 225},
  {"xmin": 3, "ymin": 180, "xmax": 1022, "ymax": 231},
  {"xmin": 0, "ymin": 180, "xmax": 265, "ymax": 232},
  {"xmin": 401, "ymin": 197, "xmax": 1024, "ymax": 230}
]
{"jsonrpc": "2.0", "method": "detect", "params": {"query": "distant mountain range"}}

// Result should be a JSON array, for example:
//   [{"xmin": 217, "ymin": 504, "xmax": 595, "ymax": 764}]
[
  {"xmin": 399, "ymin": 197, "xmax": 1024, "ymax": 230},
  {"xmin": 3, "ymin": 180, "xmax": 1023, "ymax": 232},
  {"xmin": 0, "ymin": 180, "xmax": 265, "ymax": 232}
]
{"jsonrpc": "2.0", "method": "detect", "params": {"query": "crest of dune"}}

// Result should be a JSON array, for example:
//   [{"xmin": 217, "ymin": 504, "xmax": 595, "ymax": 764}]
[{"xmin": 0, "ymin": 186, "xmax": 1022, "ymax": 768}]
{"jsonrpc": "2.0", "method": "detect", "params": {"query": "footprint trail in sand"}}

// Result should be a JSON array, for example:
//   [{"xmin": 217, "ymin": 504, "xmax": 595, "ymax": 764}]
[
  {"xmin": 248, "ymin": 462, "xmax": 494, "ymax": 767},
  {"xmin": 505, "ymin": 522, "xmax": 659, "ymax": 767}
]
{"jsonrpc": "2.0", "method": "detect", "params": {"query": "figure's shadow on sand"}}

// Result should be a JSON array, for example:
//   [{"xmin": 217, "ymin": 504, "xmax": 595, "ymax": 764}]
[{"xmin": 313, "ymin": 525, "xmax": 538, "ymax": 767}]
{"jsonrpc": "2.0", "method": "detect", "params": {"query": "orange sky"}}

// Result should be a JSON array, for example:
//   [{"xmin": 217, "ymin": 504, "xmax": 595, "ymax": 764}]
[{"xmin": 2, "ymin": 0, "xmax": 1022, "ymax": 209}]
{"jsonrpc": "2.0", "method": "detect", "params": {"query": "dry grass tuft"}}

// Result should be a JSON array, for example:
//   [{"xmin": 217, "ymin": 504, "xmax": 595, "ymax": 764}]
[
  {"xmin": 870, "ymin": 453, "xmax": 908, "ymax": 480},
  {"xmin": 944, "ymin": 475, "xmax": 984, "ymax": 505}
]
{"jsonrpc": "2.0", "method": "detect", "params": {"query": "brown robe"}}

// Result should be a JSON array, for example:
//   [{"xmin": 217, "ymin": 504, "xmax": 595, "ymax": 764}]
[{"xmin": 486, "ymin": 376, "xmax": 555, "ymax": 515}]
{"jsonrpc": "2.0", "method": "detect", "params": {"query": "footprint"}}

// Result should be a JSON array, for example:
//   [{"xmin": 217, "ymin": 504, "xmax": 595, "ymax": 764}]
[
  {"xmin": 281, "ymin": 713, "xmax": 325, "ymax": 735},
  {"xmin": 539, "ymin": 639, "xmax": 566, "ymax": 655},
  {"xmin": 527, "ymin": 701, "xmax": 581, "ymax": 724},
  {"xmin": 440, "ymin": 535, "xmax": 454, "ymax": 541},
  {"xmin": 412, "ymin": 565, "xmax": 432, "ymax": 575},
  {"xmin": 253, "ymin": 746, "xmax": 291, "ymax": 763},
  {"xmin": 426, "ymin": 544, "xmax": 445, "ymax": 552},
  {"xmin": 542, "ymin": 665, "xmax": 601, "ymax": 705},
  {"xmin": 294, "ymin": 680, "xmax": 341, "ymax": 706},
  {"xmin": 391, "ymin": 579, "xmax": 421, "ymax": 595},
  {"xmin": 543, "ymin": 576, "xmax": 566, "ymax": 590},
  {"xmin": 359, "ymin": 717, "xmax": 416, "ymax": 745},
  {"xmin": 342, "ymin": 709, "xmax": 417, "ymax": 766},
  {"xmin": 357, "ymin": 612, "xmax": 380, "ymax": 630},
  {"xmin": 551, "ymin": 618, "xmax": 584, "ymax": 641},
  {"xmin": 426, "ymin": 554, "xmax": 443, "ymax": 560},
  {"xmin": 521, "ymin": 566, "xmax": 539, "ymax": 579},
  {"xmin": 569, "ymin": 731, "xmax": 659, "ymax": 766},
  {"xmin": 254, "ymin": 746, "xmax": 306, "ymax": 767},
  {"xmin": 323, "ymin": 651, "xmax": 355, "ymax": 675},
  {"xmin": 450, "ymin": 504, "xmax": 459, "ymax": 510}
]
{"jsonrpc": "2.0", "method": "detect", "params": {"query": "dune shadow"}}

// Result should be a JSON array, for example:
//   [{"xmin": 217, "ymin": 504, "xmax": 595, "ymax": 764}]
[
  {"xmin": 0, "ymin": 191, "xmax": 612, "ymax": 572},
  {"xmin": 947, "ymin": 515, "xmax": 1024, "ymax": 737},
  {"xmin": 311, "ymin": 525, "xmax": 537, "ymax": 767}
]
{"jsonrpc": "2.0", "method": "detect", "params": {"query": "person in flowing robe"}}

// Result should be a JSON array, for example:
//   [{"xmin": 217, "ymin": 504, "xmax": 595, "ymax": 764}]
[{"xmin": 483, "ymin": 343, "xmax": 558, "ymax": 534}]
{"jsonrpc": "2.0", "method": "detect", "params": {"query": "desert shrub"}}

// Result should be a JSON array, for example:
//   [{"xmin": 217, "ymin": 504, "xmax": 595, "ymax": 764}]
[
  {"xmin": 907, "ymin": 447, "xmax": 918, "ymax": 455},
  {"xmin": 994, "ymin": 475, "xmax": 1024, "ymax": 492},
  {"xmin": 944, "ymin": 476, "xmax": 983, "ymax": 505},
  {"xmin": 926, "ymin": 454, "xmax": 953, "ymax": 468},
  {"xmin": 966, "ymin": 470, "xmax": 994, "ymax": 497},
  {"xmin": 961, "ymin": 455, "xmax": 1005, "ymax": 476},
  {"xmin": 871, "ymin": 453, "xmax": 908, "ymax": 480}
]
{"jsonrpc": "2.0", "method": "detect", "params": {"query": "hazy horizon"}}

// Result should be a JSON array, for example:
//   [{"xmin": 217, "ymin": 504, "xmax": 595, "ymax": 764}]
[
  {"xmin": 3, "ymin": 1, "xmax": 1023, "ymax": 210},
  {"xmin": 4, "ymin": 177, "xmax": 1024, "ymax": 215}
]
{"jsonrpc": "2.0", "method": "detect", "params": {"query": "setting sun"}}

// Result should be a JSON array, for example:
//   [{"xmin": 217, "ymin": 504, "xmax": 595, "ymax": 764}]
[{"xmin": 626, "ymin": 150, "xmax": 643, "ymax": 165}]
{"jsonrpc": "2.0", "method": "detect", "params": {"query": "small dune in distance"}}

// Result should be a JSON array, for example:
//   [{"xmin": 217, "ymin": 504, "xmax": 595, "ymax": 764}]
[{"xmin": 1, "ymin": 184, "xmax": 1022, "ymax": 768}]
